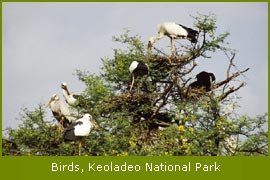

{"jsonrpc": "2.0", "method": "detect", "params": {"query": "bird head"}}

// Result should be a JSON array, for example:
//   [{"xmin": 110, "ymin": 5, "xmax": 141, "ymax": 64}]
[
  {"xmin": 148, "ymin": 37, "xmax": 156, "ymax": 56},
  {"xmin": 148, "ymin": 37, "xmax": 156, "ymax": 48},
  {"xmin": 46, "ymin": 94, "xmax": 59, "ymax": 107},
  {"xmin": 61, "ymin": 82, "xmax": 68, "ymax": 90},
  {"xmin": 83, "ymin": 113, "xmax": 92, "ymax": 120},
  {"xmin": 91, "ymin": 120, "xmax": 100, "ymax": 129},
  {"xmin": 83, "ymin": 113, "xmax": 101, "ymax": 128},
  {"xmin": 83, "ymin": 113, "xmax": 101, "ymax": 129}
]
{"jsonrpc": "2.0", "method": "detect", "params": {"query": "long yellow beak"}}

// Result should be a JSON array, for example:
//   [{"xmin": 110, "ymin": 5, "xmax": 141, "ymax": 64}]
[{"xmin": 91, "ymin": 119, "xmax": 102, "ymax": 130}]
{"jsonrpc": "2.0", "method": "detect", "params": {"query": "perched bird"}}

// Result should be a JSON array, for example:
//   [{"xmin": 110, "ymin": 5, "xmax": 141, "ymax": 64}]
[
  {"xmin": 63, "ymin": 113, "xmax": 97, "ymax": 155},
  {"xmin": 129, "ymin": 60, "xmax": 149, "ymax": 95},
  {"xmin": 47, "ymin": 94, "xmax": 73, "ymax": 134},
  {"xmin": 61, "ymin": 82, "xmax": 84, "ymax": 107},
  {"xmin": 189, "ymin": 71, "xmax": 216, "ymax": 92},
  {"xmin": 148, "ymin": 22, "xmax": 198, "ymax": 57}
]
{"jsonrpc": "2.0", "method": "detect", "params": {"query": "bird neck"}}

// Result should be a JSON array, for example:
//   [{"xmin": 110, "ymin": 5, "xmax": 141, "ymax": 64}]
[
  {"xmin": 62, "ymin": 88, "xmax": 71, "ymax": 96},
  {"xmin": 150, "ymin": 35, "xmax": 163, "ymax": 44}
]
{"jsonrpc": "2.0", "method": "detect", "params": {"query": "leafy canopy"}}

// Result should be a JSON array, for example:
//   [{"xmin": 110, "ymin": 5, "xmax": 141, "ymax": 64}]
[{"xmin": 2, "ymin": 13, "xmax": 267, "ymax": 156}]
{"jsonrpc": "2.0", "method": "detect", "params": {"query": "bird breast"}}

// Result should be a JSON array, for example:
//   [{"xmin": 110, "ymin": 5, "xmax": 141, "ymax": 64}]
[{"xmin": 74, "ymin": 120, "xmax": 92, "ymax": 136}]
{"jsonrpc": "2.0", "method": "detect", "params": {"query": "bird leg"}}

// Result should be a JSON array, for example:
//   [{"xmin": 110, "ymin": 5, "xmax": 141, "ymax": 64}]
[
  {"xmin": 57, "ymin": 117, "xmax": 65, "ymax": 137},
  {"xmin": 147, "ymin": 43, "xmax": 152, "ymax": 61},
  {"xmin": 129, "ymin": 74, "xmax": 135, "ymax": 94},
  {"xmin": 61, "ymin": 117, "xmax": 64, "ymax": 128},
  {"xmin": 171, "ymin": 38, "xmax": 174, "ymax": 52},
  {"xmin": 137, "ymin": 81, "xmax": 141, "ymax": 96},
  {"xmin": 169, "ymin": 37, "xmax": 175, "ymax": 60},
  {"xmin": 57, "ymin": 123, "xmax": 62, "ymax": 137},
  {"xmin": 78, "ymin": 140, "xmax": 82, "ymax": 156}
]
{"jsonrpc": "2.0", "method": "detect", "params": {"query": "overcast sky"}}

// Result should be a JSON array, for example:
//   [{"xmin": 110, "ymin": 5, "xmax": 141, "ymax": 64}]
[{"xmin": 2, "ymin": 2, "xmax": 268, "ymax": 130}]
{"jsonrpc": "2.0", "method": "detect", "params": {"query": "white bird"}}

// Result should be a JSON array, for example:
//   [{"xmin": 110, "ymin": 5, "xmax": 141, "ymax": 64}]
[
  {"xmin": 148, "ymin": 22, "xmax": 198, "ymax": 57},
  {"xmin": 129, "ymin": 60, "xmax": 149, "ymax": 95},
  {"xmin": 61, "ymin": 82, "xmax": 84, "ymax": 107},
  {"xmin": 63, "ymin": 113, "xmax": 97, "ymax": 155},
  {"xmin": 47, "ymin": 94, "xmax": 73, "ymax": 134}
]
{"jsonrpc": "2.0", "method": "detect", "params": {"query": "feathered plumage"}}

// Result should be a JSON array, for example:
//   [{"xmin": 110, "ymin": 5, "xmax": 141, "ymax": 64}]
[
  {"xmin": 189, "ymin": 71, "xmax": 216, "ymax": 92},
  {"xmin": 63, "ymin": 113, "xmax": 95, "ymax": 141},
  {"xmin": 63, "ymin": 113, "xmax": 96, "ymax": 155},
  {"xmin": 47, "ymin": 94, "xmax": 73, "ymax": 128},
  {"xmin": 129, "ymin": 60, "xmax": 149, "ymax": 95},
  {"xmin": 148, "ymin": 22, "xmax": 198, "ymax": 57},
  {"xmin": 61, "ymin": 82, "xmax": 84, "ymax": 107}
]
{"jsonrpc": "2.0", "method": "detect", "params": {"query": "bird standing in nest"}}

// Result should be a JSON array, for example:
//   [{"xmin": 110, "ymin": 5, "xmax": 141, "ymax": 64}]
[
  {"xmin": 148, "ymin": 22, "xmax": 198, "ymax": 58},
  {"xmin": 128, "ymin": 60, "xmax": 149, "ymax": 96}
]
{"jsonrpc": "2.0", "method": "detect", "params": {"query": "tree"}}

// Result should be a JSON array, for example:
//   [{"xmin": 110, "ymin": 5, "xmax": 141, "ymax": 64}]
[{"xmin": 2, "ymin": 13, "xmax": 267, "ymax": 156}]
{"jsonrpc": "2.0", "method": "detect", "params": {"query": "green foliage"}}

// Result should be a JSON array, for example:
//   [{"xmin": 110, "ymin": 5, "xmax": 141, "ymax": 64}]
[
  {"xmin": 100, "ymin": 29, "xmax": 147, "ymax": 91},
  {"xmin": 2, "ymin": 14, "xmax": 267, "ymax": 156}
]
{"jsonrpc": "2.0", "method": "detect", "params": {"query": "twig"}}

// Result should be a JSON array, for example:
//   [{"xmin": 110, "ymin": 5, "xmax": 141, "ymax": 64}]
[
  {"xmin": 215, "ymin": 68, "xmax": 249, "ymax": 88},
  {"xmin": 150, "ymin": 74, "xmax": 178, "ymax": 120},
  {"xmin": 223, "ymin": 50, "xmax": 248, "ymax": 79},
  {"xmin": 223, "ymin": 53, "xmax": 236, "ymax": 93},
  {"xmin": 218, "ymin": 82, "xmax": 245, "ymax": 101},
  {"xmin": 153, "ymin": 46, "xmax": 168, "ymax": 57}
]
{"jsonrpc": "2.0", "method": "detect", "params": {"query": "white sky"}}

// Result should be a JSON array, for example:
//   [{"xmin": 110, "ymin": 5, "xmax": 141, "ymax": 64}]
[{"xmin": 2, "ymin": 2, "xmax": 268, "ymax": 130}]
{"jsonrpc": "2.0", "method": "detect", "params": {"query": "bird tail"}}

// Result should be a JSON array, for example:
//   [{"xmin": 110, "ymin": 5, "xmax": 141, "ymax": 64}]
[{"xmin": 178, "ymin": 24, "xmax": 199, "ymax": 43}]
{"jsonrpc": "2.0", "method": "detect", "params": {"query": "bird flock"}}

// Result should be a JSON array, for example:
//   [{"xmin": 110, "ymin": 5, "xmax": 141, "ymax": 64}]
[
  {"xmin": 47, "ymin": 82, "xmax": 98, "ymax": 155},
  {"xmin": 46, "ymin": 21, "xmax": 216, "ymax": 155}
]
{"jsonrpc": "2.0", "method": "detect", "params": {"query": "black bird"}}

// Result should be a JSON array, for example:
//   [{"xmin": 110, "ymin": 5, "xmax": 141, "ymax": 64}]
[
  {"xmin": 129, "ymin": 60, "xmax": 149, "ymax": 95},
  {"xmin": 189, "ymin": 71, "xmax": 216, "ymax": 92}
]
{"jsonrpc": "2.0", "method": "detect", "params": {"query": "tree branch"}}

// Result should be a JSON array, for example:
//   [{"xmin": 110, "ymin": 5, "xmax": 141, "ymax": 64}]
[
  {"xmin": 218, "ymin": 82, "xmax": 245, "ymax": 101},
  {"xmin": 214, "ymin": 68, "xmax": 249, "ymax": 88}
]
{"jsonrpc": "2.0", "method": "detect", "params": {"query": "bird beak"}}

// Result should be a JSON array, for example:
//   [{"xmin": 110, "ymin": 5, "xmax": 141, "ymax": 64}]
[
  {"xmin": 148, "ymin": 41, "xmax": 152, "ymax": 49},
  {"xmin": 147, "ymin": 42, "xmax": 152, "ymax": 56},
  {"xmin": 92, "ymin": 120, "xmax": 102, "ymax": 130},
  {"xmin": 46, "ymin": 98, "xmax": 53, "ymax": 107}
]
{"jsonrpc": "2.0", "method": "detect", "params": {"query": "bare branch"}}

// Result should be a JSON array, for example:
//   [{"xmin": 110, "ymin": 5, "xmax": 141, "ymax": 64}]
[
  {"xmin": 215, "ymin": 68, "xmax": 250, "ymax": 88},
  {"xmin": 218, "ymin": 82, "xmax": 245, "ymax": 101},
  {"xmin": 226, "ymin": 53, "xmax": 236, "ymax": 78}
]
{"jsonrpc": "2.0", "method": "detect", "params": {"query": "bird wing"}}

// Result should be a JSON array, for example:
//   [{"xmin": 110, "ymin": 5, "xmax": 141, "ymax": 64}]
[
  {"xmin": 72, "ymin": 94, "xmax": 83, "ymax": 99},
  {"xmin": 63, "ymin": 121, "xmax": 84, "ymax": 141},
  {"xmin": 129, "ymin": 61, "xmax": 139, "ymax": 73},
  {"xmin": 178, "ymin": 24, "xmax": 198, "ymax": 35},
  {"xmin": 65, "ymin": 121, "xmax": 83, "ymax": 131},
  {"xmin": 74, "ymin": 119, "xmax": 91, "ymax": 136},
  {"xmin": 59, "ymin": 101, "xmax": 73, "ymax": 122},
  {"xmin": 163, "ymin": 23, "xmax": 188, "ymax": 37}
]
